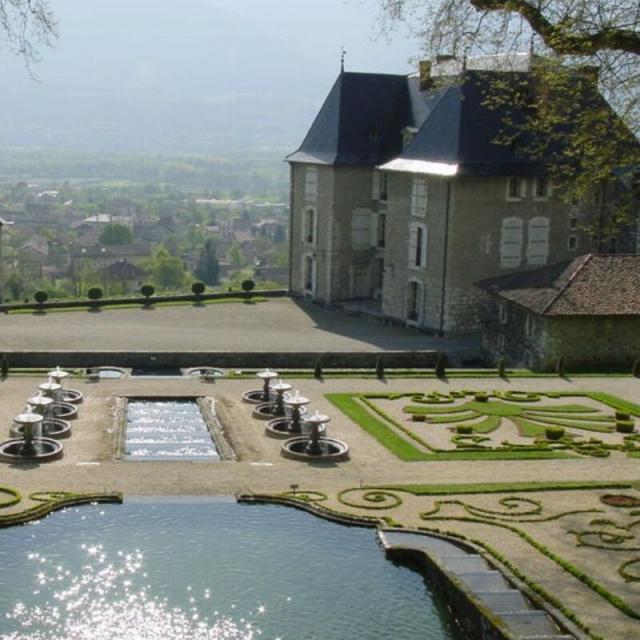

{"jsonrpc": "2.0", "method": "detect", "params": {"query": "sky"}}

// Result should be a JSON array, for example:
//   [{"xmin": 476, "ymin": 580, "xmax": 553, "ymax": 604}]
[{"xmin": 0, "ymin": 0, "xmax": 423, "ymax": 153}]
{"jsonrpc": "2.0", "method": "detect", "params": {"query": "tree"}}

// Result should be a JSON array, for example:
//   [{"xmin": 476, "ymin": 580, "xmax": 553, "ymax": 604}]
[
  {"xmin": 99, "ymin": 223, "xmax": 133, "ymax": 245},
  {"xmin": 0, "ymin": 0, "xmax": 57, "ymax": 66},
  {"xmin": 194, "ymin": 239, "xmax": 220, "ymax": 286},
  {"xmin": 140, "ymin": 247, "xmax": 187, "ymax": 291},
  {"xmin": 380, "ymin": 1, "xmax": 640, "ymax": 232}
]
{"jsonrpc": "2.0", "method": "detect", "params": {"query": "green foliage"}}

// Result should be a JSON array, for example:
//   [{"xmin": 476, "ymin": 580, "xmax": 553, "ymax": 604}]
[
  {"xmin": 615, "ymin": 411, "xmax": 631, "ymax": 421},
  {"xmin": 434, "ymin": 353, "xmax": 446, "ymax": 377},
  {"xmin": 140, "ymin": 247, "xmax": 188, "ymax": 291},
  {"xmin": 241, "ymin": 279, "xmax": 255, "ymax": 293},
  {"xmin": 87, "ymin": 286, "xmax": 103, "ymax": 301},
  {"xmin": 194, "ymin": 239, "xmax": 219, "ymax": 286},
  {"xmin": 457, "ymin": 425, "xmax": 473, "ymax": 435},
  {"xmin": 34, "ymin": 290, "xmax": 48, "ymax": 304},
  {"xmin": 497, "ymin": 357, "xmax": 506, "ymax": 377},
  {"xmin": 1, "ymin": 354, "xmax": 8, "ymax": 378},
  {"xmin": 633, "ymin": 359, "xmax": 640, "ymax": 378},
  {"xmin": 313, "ymin": 359, "xmax": 323, "ymax": 379},
  {"xmin": 375, "ymin": 356, "xmax": 384, "ymax": 379},
  {"xmin": 98, "ymin": 223, "xmax": 133, "ymax": 245},
  {"xmin": 556, "ymin": 356, "xmax": 566, "ymax": 377},
  {"xmin": 545, "ymin": 426, "xmax": 565, "ymax": 440},
  {"xmin": 474, "ymin": 392, "xmax": 489, "ymax": 402},
  {"xmin": 191, "ymin": 281, "xmax": 206, "ymax": 296},
  {"xmin": 140, "ymin": 283, "xmax": 155, "ymax": 298},
  {"xmin": 616, "ymin": 420, "xmax": 635, "ymax": 434}
]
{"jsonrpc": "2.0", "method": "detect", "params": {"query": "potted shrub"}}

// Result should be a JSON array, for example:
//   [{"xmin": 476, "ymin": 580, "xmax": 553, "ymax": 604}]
[
  {"xmin": 191, "ymin": 281, "xmax": 206, "ymax": 297},
  {"xmin": 87, "ymin": 286, "xmax": 103, "ymax": 310},
  {"xmin": 545, "ymin": 426, "xmax": 565, "ymax": 440},
  {"xmin": 241, "ymin": 279, "xmax": 255, "ymax": 294},
  {"xmin": 34, "ymin": 290, "xmax": 48, "ymax": 305}
]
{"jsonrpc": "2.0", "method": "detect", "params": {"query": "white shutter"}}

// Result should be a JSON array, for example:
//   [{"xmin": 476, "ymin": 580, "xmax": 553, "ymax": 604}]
[
  {"xmin": 527, "ymin": 216, "xmax": 550, "ymax": 265},
  {"xmin": 500, "ymin": 217, "xmax": 523, "ymax": 268},
  {"xmin": 409, "ymin": 224, "xmax": 418, "ymax": 266},
  {"xmin": 417, "ymin": 283, "xmax": 425, "ymax": 323},
  {"xmin": 370, "ymin": 212, "xmax": 378, "ymax": 247},
  {"xmin": 311, "ymin": 258, "xmax": 317, "ymax": 293},
  {"xmin": 422, "ymin": 225, "xmax": 428, "ymax": 267},
  {"xmin": 351, "ymin": 210, "xmax": 371, "ymax": 250}
]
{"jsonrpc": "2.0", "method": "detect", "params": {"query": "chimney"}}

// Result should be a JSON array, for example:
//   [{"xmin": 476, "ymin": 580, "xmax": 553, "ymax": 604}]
[{"xmin": 419, "ymin": 60, "xmax": 432, "ymax": 91}]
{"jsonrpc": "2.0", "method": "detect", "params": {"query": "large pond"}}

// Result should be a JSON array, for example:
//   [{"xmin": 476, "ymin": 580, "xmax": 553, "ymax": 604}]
[{"xmin": 0, "ymin": 499, "xmax": 465, "ymax": 640}]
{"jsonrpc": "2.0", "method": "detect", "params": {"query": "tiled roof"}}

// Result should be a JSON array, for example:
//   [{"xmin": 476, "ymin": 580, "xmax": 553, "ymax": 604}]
[{"xmin": 475, "ymin": 255, "xmax": 640, "ymax": 316}]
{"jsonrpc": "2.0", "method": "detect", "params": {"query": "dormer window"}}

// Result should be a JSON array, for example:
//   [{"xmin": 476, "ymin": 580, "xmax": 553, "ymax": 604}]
[{"xmin": 401, "ymin": 127, "xmax": 417, "ymax": 151}]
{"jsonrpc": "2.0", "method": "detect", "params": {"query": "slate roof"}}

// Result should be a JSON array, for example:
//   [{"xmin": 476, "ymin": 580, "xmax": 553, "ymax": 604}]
[
  {"xmin": 289, "ymin": 67, "xmax": 638, "ymax": 176},
  {"xmin": 475, "ymin": 255, "xmax": 640, "ymax": 316}
]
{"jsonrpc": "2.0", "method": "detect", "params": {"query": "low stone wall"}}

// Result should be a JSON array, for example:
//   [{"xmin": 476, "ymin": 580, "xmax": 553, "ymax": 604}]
[
  {"xmin": 2, "ymin": 350, "xmax": 441, "ymax": 370},
  {"xmin": 0, "ymin": 288, "xmax": 287, "ymax": 313}
]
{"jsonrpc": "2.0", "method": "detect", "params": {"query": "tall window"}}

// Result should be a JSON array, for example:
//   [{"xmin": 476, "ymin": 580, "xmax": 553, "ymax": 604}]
[
  {"xmin": 304, "ymin": 166, "xmax": 318, "ymax": 202},
  {"xmin": 411, "ymin": 176, "xmax": 427, "ymax": 217},
  {"xmin": 303, "ymin": 207, "xmax": 316, "ymax": 244},
  {"xmin": 409, "ymin": 223, "xmax": 428, "ymax": 268},
  {"xmin": 377, "ymin": 213, "xmax": 386, "ymax": 248},
  {"xmin": 500, "ymin": 217, "xmax": 523, "ymax": 268},
  {"xmin": 526, "ymin": 216, "xmax": 550, "ymax": 266},
  {"xmin": 506, "ymin": 177, "xmax": 525, "ymax": 201},
  {"xmin": 303, "ymin": 254, "xmax": 316, "ymax": 293},
  {"xmin": 407, "ymin": 280, "xmax": 424, "ymax": 322},
  {"xmin": 372, "ymin": 171, "xmax": 389, "ymax": 201},
  {"xmin": 533, "ymin": 177, "xmax": 551, "ymax": 200}
]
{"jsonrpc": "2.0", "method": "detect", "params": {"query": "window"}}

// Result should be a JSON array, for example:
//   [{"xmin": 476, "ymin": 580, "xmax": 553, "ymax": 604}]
[
  {"xmin": 380, "ymin": 172, "xmax": 388, "ymax": 201},
  {"xmin": 525, "ymin": 314, "xmax": 533, "ymax": 338},
  {"xmin": 407, "ymin": 280, "xmax": 424, "ymax": 323},
  {"xmin": 351, "ymin": 210, "xmax": 371, "ymax": 250},
  {"xmin": 568, "ymin": 235, "xmax": 578, "ymax": 251},
  {"xmin": 377, "ymin": 213, "xmax": 386, "ymax": 248},
  {"xmin": 411, "ymin": 176, "xmax": 427, "ymax": 217},
  {"xmin": 569, "ymin": 216, "xmax": 578, "ymax": 230},
  {"xmin": 499, "ymin": 302, "xmax": 508, "ymax": 324},
  {"xmin": 372, "ymin": 171, "xmax": 389, "ymax": 201},
  {"xmin": 527, "ymin": 216, "xmax": 550, "ymax": 266},
  {"xmin": 533, "ymin": 177, "xmax": 551, "ymax": 200},
  {"xmin": 479, "ymin": 232, "xmax": 492, "ymax": 255},
  {"xmin": 303, "ymin": 254, "xmax": 316, "ymax": 293},
  {"xmin": 506, "ymin": 177, "xmax": 525, "ymax": 201},
  {"xmin": 303, "ymin": 207, "xmax": 316, "ymax": 244},
  {"xmin": 409, "ymin": 222, "xmax": 428, "ymax": 268},
  {"xmin": 304, "ymin": 166, "xmax": 318, "ymax": 202},
  {"xmin": 500, "ymin": 217, "xmax": 523, "ymax": 268}
]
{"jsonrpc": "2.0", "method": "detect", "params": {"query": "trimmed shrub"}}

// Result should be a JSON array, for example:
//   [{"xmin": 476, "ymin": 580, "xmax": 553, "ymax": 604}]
[
  {"xmin": 633, "ymin": 359, "xmax": 640, "ymax": 378},
  {"xmin": 191, "ymin": 281, "xmax": 206, "ymax": 296},
  {"xmin": 434, "ymin": 354, "xmax": 446, "ymax": 378},
  {"xmin": 241, "ymin": 279, "xmax": 255, "ymax": 293},
  {"xmin": 412, "ymin": 414, "xmax": 427, "ymax": 422},
  {"xmin": 0, "ymin": 354, "xmax": 8, "ymax": 378},
  {"xmin": 140, "ymin": 283, "xmax": 155, "ymax": 298},
  {"xmin": 375, "ymin": 356, "xmax": 384, "ymax": 379},
  {"xmin": 615, "ymin": 411, "xmax": 631, "ymax": 421},
  {"xmin": 34, "ymin": 290, "xmax": 48, "ymax": 304},
  {"xmin": 474, "ymin": 392, "xmax": 489, "ymax": 402},
  {"xmin": 556, "ymin": 356, "xmax": 565, "ymax": 377},
  {"xmin": 545, "ymin": 426, "xmax": 565, "ymax": 441},
  {"xmin": 457, "ymin": 424, "xmax": 473, "ymax": 435},
  {"xmin": 313, "ymin": 359, "xmax": 323, "ymax": 379},
  {"xmin": 616, "ymin": 420, "xmax": 635, "ymax": 434},
  {"xmin": 87, "ymin": 286, "xmax": 103, "ymax": 301},
  {"xmin": 497, "ymin": 357, "xmax": 506, "ymax": 377}
]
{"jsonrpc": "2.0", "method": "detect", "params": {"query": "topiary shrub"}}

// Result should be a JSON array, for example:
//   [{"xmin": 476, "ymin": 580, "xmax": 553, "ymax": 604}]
[
  {"xmin": 545, "ymin": 426, "xmax": 565, "ymax": 440},
  {"xmin": 474, "ymin": 392, "xmax": 489, "ymax": 402},
  {"xmin": 616, "ymin": 420, "xmax": 635, "ymax": 434},
  {"xmin": 34, "ymin": 290, "xmax": 48, "ymax": 305},
  {"xmin": 241, "ymin": 279, "xmax": 255, "ymax": 293},
  {"xmin": 497, "ymin": 357, "xmax": 506, "ymax": 377},
  {"xmin": 457, "ymin": 424, "xmax": 473, "ymax": 434},
  {"xmin": 434, "ymin": 353, "xmax": 446, "ymax": 378},
  {"xmin": 412, "ymin": 414, "xmax": 427, "ymax": 422},
  {"xmin": 633, "ymin": 359, "xmax": 640, "ymax": 378},
  {"xmin": 615, "ymin": 411, "xmax": 631, "ymax": 421},
  {"xmin": 140, "ymin": 283, "xmax": 155, "ymax": 299},
  {"xmin": 87, "ymin": 286, "xmax": 103, "ymax": 309},
  {"xmin": 313, "ymin": 358, "xmax": 323, "ymax": 379},
  {"xmin": 191, "ymin": 281, "xmax": 206, "ymax": 296},
  {"xmin": 556, "ymin": 356, "xmax": 565, "ymax": 377},
  {"xmin": 375, "ymin": 356, "xmax": 384, "ymax": 379},
  {"xmin": 1, "ymin": 354, "xmax": 8, "ymax": 378}
]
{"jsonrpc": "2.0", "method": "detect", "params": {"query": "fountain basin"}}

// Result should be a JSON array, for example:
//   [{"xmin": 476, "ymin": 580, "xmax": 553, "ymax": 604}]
[
  {"xmin": 281, "ymin": 436, "xmax": 349, "ymax": 461},
  {"xmin": 242, "ymin": 389, "xmax": 269, "ymax": 404},
  {"xmin": 253, "ymin": 402, "xmax": 308, "ymax": 420},
  {"xmin": 266, "ymin": 416, "xmax": 324, "ymax": 439},
  {"xmin": 51, "ymin": 402, "xmax": 78, "ymax": 419},
  {"xmin": 97, "ymin": 367, "xmax": 127, "ymax": 379},
  {"xmin": 186, "ymin": 367, "xmax": 226, "ymax": 379},
  {"xmin": 0, "ymin": 437, "xmax": 63, "ymax": 463},
  {"xmin": 60, "ymin": 388, "xmax": 84, "ymax": 404},
  {"xmin": 11, "ymin": 418, "xmax": 71, "ymax": 440}
]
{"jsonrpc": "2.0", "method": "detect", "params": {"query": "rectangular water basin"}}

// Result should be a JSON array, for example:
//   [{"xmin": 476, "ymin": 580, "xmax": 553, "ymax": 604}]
[{"xmin": 125, "ymin": 399, "xmax": 220, "ymax": 461}]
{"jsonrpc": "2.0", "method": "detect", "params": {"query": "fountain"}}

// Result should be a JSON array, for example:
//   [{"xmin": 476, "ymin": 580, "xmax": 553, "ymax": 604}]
[
  {"xmin": 12, "ymin": 392, "xmax": 72, "ymax": 439},
  {"xmin": 186, "ymin": 367, "xmax": 226, "ymax": 380},
  {"xmin": 48, "ymin": 366, "xmax": 84, "ymax": 404},
  {"xmin": 38, "ymin": 379, "xmax": 78, "ymax": 419},
  {"xmin": 266, "ymin": 390, "xmax": 315, "ymax": 438},
  {"xmin": 242, "ymin": 368, "xmax": 279, "ymax": 403},
  {"xmin": 281, "ymin": 410, "xmax": 349, "ymax": 461},
  {"xmin": 0, "ymin": 411, "xmax": 63, "ymax": 463},
  {"xmin": 252, "ymin": 378, "xmax": 301, "ymax": 419}
]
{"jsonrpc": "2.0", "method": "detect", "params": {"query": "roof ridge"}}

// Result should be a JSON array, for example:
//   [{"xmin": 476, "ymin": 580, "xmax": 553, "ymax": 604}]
[{"xmin": 541, "ymin": 254, "xmax": 592, "ymax": 315}]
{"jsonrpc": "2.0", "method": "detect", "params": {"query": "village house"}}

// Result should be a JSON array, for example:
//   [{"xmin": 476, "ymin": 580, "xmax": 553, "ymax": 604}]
[{"xmin": 286, "ymin": 56, "xmax": 638, "ymax": 335}]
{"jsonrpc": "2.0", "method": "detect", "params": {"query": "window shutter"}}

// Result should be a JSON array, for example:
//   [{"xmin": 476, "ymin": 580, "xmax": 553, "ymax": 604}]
[
  {"xmin": 351, "ymin": 211, "xmax": 371, "ymax": 250},
  {"xmin": 500, "ymin": 217, "xmax": 523, "ymax": 268},
  {"xmin": 527, "ymin": 216, "xmax": 550, "ymax": 265},
  {"xmin": 408, "ymin": 224, "xmax": 418, "ymax": 266},
  {"xmin": 422, "ymin": 225, "xmax": 428, "ymax": 267}
]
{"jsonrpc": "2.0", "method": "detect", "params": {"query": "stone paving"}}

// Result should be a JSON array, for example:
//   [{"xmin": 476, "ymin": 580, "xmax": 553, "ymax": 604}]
[{"xmin": 1, "ymin": 372, "xmax": 639, "ymax": 639}]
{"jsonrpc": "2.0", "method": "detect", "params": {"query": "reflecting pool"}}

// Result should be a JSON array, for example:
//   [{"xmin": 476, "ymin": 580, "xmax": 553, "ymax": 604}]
[{"xmin": 0, "ymin": 499, "xmax": 465, "ymax": 640}]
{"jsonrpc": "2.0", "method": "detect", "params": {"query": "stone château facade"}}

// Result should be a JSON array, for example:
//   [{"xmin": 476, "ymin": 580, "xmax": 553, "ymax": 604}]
[{"xmin": 286, "ymin": 56, "xmax": 638, "ymax": 335}]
